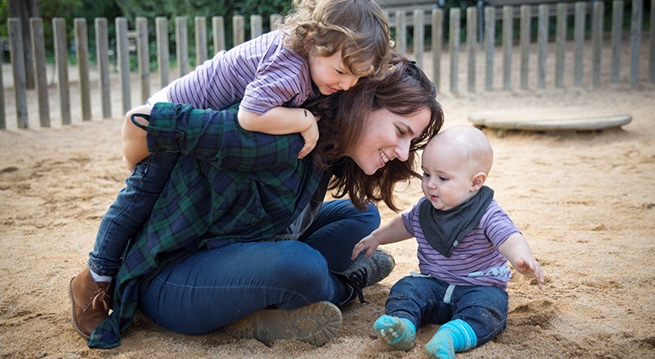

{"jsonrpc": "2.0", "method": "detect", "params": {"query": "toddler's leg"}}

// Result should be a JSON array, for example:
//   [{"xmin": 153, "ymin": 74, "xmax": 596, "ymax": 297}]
[
  {"xmin": 424, "ymin": 319, "xmax": 477, "ymax": 359},
  {"xmin": 373, "ymin": 314, "xmax": 416, "ymax": 351}
]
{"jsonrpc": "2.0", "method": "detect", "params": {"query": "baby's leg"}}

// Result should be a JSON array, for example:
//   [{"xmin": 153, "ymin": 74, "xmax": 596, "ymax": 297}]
[{"xmin": 425, "ymin": 285, "xmax": 508, "ymax": 358}]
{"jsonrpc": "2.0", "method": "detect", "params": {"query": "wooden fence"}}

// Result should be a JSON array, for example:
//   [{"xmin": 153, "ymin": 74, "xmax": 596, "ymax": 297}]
[{"xmin": 2, "ymin": 0, "xmax": 654, "ymax": 130}]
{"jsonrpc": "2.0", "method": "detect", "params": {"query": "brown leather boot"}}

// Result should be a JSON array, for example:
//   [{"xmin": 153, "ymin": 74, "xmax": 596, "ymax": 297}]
[{"xmin": 68, "ymin": 267, "xmax": 111, "ymax": 340}]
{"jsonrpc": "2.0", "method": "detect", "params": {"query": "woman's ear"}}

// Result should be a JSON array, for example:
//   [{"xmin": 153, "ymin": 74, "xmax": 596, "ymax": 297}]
[{"xmin": 470, "ymin": 172, "xmax": 487, "ymax": 191}]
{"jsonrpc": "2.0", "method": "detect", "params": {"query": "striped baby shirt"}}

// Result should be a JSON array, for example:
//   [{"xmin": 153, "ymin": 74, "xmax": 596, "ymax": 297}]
[{"xmin": 402, "ymin": 196, "xmax": 521, "ymax": 290}]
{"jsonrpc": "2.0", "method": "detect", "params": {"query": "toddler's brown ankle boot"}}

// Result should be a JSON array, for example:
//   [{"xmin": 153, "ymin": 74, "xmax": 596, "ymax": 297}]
[{"xmin": 68, "ymin": 267, "xmax": 111, "ymax": 340}]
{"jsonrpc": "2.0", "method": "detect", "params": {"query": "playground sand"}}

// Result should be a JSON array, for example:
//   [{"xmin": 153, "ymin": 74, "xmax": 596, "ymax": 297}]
[{"xmin": 1, "ymin": 59, "xmax": 655, "ymax": 358}]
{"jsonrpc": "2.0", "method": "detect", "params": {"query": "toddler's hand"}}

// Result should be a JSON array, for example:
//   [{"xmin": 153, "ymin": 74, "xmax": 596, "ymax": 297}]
[
  {"xmin": 298, "ymin": 111, "xmax": 319, "ymax": 159},
  {"xmin": 351, "ymin": 235, "xmax": 380, "ymax": 260},
  {"xmin": 515, "ymin": 258, "xmax": 545, "ymax": 289}
]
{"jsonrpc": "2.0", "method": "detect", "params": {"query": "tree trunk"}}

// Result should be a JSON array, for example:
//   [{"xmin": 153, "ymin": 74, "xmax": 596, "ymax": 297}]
[{"xmin": 8, "ymin": 0, "xmax": 40, "ymax": 89}]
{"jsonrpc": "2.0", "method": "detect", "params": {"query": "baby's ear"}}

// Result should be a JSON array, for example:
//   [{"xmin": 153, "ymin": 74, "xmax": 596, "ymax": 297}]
[{"xmin": 470, "ymin": 172, "xmax": 487, "ymax": 191}]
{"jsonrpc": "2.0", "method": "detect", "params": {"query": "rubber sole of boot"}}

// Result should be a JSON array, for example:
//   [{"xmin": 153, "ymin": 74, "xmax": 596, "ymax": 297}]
[
  {"xmin": 224, "ymin": 301, "xmax": 342, "ymax": 347},
  {"xmin": 68, "ymin": 275, "xmax": 91, "ymax": 341}
]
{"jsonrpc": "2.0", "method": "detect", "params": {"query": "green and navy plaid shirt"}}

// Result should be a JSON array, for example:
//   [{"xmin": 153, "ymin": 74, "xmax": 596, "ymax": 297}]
[{"xmin": 89, "ymin": 103, "xmax": 327, "ymax": 348}]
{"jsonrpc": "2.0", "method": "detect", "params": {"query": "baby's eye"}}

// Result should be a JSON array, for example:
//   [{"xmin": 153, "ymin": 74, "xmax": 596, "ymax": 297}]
[
  {"xmin": 422, "ymin": 172, "xmax": 430, "ymax": 178},
  {"xmin": 439, "ymin": 176, "xmax": 448, "ymax": 181},
  {"xmin": 396, "ymin": 126, "xmax": 406, "ymax": 136}
]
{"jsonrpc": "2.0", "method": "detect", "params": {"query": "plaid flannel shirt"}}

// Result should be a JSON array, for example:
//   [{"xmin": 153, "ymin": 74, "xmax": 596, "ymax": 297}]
[{"xmin": 89, "ymin": 103, "xmax": 326, "ymax": 348}]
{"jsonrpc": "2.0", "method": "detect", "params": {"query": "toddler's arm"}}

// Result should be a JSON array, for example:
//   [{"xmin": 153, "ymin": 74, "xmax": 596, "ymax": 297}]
[
  {"xmin": 498, "ymin": 233, "xmax": 545, "ymax": 289},
  {"xmin": 238, "ymin": 107, "xmax": 319, "ymax": 159},
  {"xmin": 122, "ymin": 105, "xmax": 153, "ymax": 170},
  {"xmin": 351, "ymin": 216, "xmax": 413, "ymax": 259}
]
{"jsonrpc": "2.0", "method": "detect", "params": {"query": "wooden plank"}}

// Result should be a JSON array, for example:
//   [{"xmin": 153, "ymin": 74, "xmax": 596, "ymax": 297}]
[
  {"xmin": 156, "ymin": 17, "xmax": 169, "ymax": 88},
  {"xmin": 96, "ymin": 18, "xmax": 111, "ymax": 119},
  {"xmin": 8, "ymin": 18, "xmax": 27, "ymax": 129},
  {"xmin": 75, "ymin": 18, "xmax": 91, "ymax": 121},
  {"xmin": 116, "ymin": 17, "xmax": 130, "ymax": 114},
  {"xmin": 54, "ymin": 18, "xmax": 70, "ymax": 126}
]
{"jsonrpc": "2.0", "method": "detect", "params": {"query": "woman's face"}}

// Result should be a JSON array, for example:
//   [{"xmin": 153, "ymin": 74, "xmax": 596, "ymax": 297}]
[{"xmin": 347, "ymin": 107, "xmax": 431, "ymax": 175}]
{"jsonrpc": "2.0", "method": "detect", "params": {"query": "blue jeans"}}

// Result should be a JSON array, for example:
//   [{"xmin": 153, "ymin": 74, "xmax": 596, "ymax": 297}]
[
  {"xmin": 88, "ymin": 152, "xmax": 179, "ymax": 276},
  {"xmin": 385, "ymin": 276, "xmax": 508, "ymax": 346},
  {"xmin": 138, "ymin": 199, "xmax": 380, "ymax": 335}
]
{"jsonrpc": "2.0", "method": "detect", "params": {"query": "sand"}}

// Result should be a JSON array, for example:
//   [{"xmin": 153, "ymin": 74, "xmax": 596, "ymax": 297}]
[{"xmin": 1, "ymin": 47, "xmax": 655, "ymax": 358}]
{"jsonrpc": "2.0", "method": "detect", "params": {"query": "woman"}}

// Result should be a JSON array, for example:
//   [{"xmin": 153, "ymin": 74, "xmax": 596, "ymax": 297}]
[{"xmin": 87, "ymin": 56, "xmax": 444, "ymax": 349}]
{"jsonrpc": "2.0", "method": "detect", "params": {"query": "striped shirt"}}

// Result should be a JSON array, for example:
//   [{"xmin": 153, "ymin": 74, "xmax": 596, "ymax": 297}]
[
  {"xmin": 168, "ymin": 30, "xmax": 317, "ymax": 114},
  {"xmin": 402, "ymin": 197, "xmax": 520, "ymax": 290}
]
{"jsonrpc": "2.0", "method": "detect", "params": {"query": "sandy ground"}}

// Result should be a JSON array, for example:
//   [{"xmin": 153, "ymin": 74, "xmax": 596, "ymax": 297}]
[{"xmin": 1, "ymin": 41, "xmax": 655, "ymax": 358}]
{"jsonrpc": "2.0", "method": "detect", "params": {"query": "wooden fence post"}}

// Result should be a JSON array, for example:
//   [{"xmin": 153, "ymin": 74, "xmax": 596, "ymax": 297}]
[
  {"xmin": 432, "ymin": 8, "xmax": 443, "ymax": 92},
  {"xmin": 251, "ymin": 15, "xmax": 263, "ymax": 39},
  {"xmin": 611, "ymin": 1, "xmax": 624, "ymax": 83},
  {"xmin": 116, "ymin": 17, "xmax": 130, "ymax": 114},
  {"xmin": 233, "ymin": 15, "xmax": 245, "ymax": 46},
  {"xmin": 629, "ymin": 0, "xmax": 643, "ymax": 83},
  {"xmin": 502, "ymin": 6, "xmax": 512, "ymax": 90},
  {"xmin": 396, "ymin": 11, "xmax": 407, "ymax": 56},
  {"xmin": 96, "ymin": 18, "xmax": 111, "ymax": 119},
  {"xmin": 156, "ymin": 17, "xmax": 169, "ymax": 88},
  {"xmin": 137, "ymin": 17, "xmax": 150, "ymax": 104},
  {"xmin": 75, "ymin": 18, "xmax": 91, "ymax": 121},
  {"xmin": 449, "ymin": 8, "xmax": 460, "ymax": 94},
  {"xmin": 176, "ymin": 17, "xmax": 189, "ymax": 78},
  {"xmin": 650, "ymin": 0, "xmax": 655, "ymax": 83},
  {"xmin": 270, "ymin": 14, "xmax": 282, "ymax": 31},
  {"xmin": 467, "ymin": 7, "xmax": 477, "ymax": 92},
  {"xmin": 30, "ymin": 18, "xmax": 50, "ymax": 127},
  {"xmin": 53, "ymin": 17, "xmax": 70, "ymax": 126},
  {"xmin": 520, "ymin": 5, "xmax": 530, "ymax": 89},
  {"xmin": 537, "ymin": 5, "xmax": 548, "ymax": 89},
  {"xmin": 0, "ymin": 46, "xmax": 5, "ymax": 129},
  {"xmin": 8, "ymin": 18, "xmax": 28, "ymax": 129},
  {"xmin": 592, "ymin": 1, "xmax": 604, "ymax": 86},
  {"xmin": 555, "ymin": 3, "xmax": 567, "ymax": 88},
  {"xmin": 212, "ymin": 16, "xmax": 225, "ymax": 53},
  {"xmin": 413, "ymin": 9, "xmax": 424, "ymax": 68},
  {"xmin": 484, "ymin": 7, "xmax": 495, "ymax": 91},
  {"xmin": 195, "ymin": 16, "xmax": 207, "ymax": 65},
  {"xmin": 574, "ymin": 2, "xmax": 586, "ymax": 86}
]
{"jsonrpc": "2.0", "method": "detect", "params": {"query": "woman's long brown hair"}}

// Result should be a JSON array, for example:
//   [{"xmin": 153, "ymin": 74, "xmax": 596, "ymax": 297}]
[{"xmin": 307, "ymin": 54, "xmax": 444, "ymax": 211}]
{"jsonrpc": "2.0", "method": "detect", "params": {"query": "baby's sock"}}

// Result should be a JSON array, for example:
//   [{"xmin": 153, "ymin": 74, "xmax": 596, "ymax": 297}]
[
  {"xmin": 373, "ymin": 314, "xmax": 416, "ymax": 351},
  {"xmin": 425, "ymin": 319, "xmax": 477, "ymax": 359},
  {"xmin": 89, "ymin": 267, "xmax": 112, "ymax": 283}
]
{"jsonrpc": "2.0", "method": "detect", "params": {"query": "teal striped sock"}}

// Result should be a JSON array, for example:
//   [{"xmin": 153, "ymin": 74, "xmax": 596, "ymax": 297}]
[
  {"xmin": 425, "ymin": 319, "xmax": 477, "ymax": 359},
  {"xmin": 373, "ymin": 314, "xmax": 416, "ymax": 351}
]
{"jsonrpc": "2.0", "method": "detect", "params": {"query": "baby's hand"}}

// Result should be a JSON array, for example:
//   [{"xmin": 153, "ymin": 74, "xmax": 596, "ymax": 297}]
[
  {"xmin": 351, "ymin": 235, "xmax": 380, "ymax": 260},
  {"xmin": 515, "ymin": 258, "xmax": 545, "ymax": 289},
  {"xmin": 298, "ymin": 111, "xmax": 319, "ymax": 159}
]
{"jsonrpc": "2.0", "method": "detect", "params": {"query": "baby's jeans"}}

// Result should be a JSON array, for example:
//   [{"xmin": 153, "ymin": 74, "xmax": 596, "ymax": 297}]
[
  {"xmin": 385, "ymin": 275, "xmax": 508, "ymax": 346},
  {"xmin": 88, "ymin": 152, "xmax": 179, "ymax": 276}
]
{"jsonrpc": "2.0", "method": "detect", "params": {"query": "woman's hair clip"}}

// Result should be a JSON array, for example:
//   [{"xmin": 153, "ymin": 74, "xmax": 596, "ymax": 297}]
[{"xmin": 409, "ymin": 59, "xmax": 416, "ymax": 66}]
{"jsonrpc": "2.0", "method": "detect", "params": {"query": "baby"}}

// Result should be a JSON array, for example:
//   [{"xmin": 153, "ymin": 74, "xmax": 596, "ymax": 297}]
[{"xmin": 352, "ymin": 125, "xmax": 544, "ymax": 358}]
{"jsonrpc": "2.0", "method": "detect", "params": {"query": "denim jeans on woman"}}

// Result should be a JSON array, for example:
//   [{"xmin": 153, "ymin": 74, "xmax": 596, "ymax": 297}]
[{"xmin": 138, "ymin": 199, "xmax": 380, "ymax": 335}]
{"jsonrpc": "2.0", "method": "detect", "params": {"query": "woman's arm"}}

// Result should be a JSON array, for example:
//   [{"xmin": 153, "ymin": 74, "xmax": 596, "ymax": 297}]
[{"xmin": 142, "ymin": 103, "xmax": 305, "ymax": 171}]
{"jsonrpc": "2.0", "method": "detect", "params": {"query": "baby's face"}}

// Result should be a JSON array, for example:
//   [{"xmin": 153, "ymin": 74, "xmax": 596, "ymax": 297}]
[
  {"xmin": 308, "ymin": 50, "xmax": 371, "ymax": 95},
  {"xmin": 420, "ymin": 142, "xmax": 477, "ymax": 211}
]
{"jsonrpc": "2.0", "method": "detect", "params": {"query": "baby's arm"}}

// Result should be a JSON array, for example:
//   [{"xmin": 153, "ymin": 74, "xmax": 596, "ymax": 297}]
[
  {"xmin": 498, "ymin": 233, "xmax": 545, "ymax": 289},
  {"xmin": 122, "ymin": 105, "xmax": 153, "ymax": 170},
  {"xmin": 238, "ymin": 107, "xmax": 319, "ymax": 159},
  {"xmin": 351, "ymin": 216, "xmax": 413, "ymax": 259}
]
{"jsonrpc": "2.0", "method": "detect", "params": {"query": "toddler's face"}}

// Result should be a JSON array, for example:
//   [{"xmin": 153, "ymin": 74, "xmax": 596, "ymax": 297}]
[
  {"xmin": 420, "ymin": 142, "xmax": 477, "ymax": 211},
  {"xmin": 308, "ymin": 50, "xmax": 371, "ymax": 95}
]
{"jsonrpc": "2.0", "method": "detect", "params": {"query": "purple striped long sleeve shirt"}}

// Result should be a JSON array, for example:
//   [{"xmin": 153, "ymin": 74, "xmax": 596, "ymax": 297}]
[
  {"xmin": 402, "ymin": 197, "xmax": 521, "ymax": 290},
  {"xmin": 168, "ymin": 30, "xmax": 317, "ymax": 114}
]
